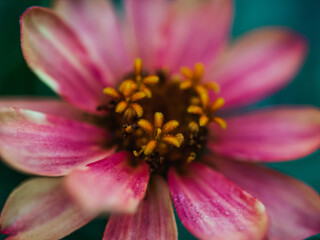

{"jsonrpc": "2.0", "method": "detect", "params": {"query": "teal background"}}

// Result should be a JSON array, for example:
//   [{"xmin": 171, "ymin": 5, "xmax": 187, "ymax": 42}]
[{"xmin": 0, "ymin": 0, "xmax": 320, "ymax": 239}]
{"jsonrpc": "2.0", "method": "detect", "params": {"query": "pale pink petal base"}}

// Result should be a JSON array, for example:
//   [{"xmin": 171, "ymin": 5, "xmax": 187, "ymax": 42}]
[
  {"xmin": 168, "ymin": 163, "xmax": 268, "ymax": 240},
  {"xmin": 211, "ymin": 157, "xmax": 320, "ymax": 240},
  {"xmin": 125, "ymin": 0, "xmax": 170, "ymax": 70},
  {"xmin": 210, "ymin": 28, "xmax": 307, "ymax": 108},
  {"xmin": 64, "ymin": 152, "xmax": 150, "ymax": 214},
  {"xmin": 0, "ymin": 98, "xmax": 85, "ymax": 121},
  {"xmin": 54, "ymin": 0, "xmax": 132, "ymax": 81},
  {"xmin": 0, "ymin": 178, "xmax": 94, "ymax": 240},
  {"xmin": 103, "ymin": 176, "xmax": 177, "ymax": 240},
  {"xmin": 0, "ymin": 108, "xmax": 112, "ymax": 176},
  {"xmin": 209, "ymin": 106, "xmax": 320, "ymax": 162},
  {"xmin": 160, "ymin": 0, "xmax": 233, "ymax": 72}
]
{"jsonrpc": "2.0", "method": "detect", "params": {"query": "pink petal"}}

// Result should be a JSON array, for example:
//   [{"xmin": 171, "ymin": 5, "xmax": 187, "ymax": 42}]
[
  {"xmin": 64, "ymin": 152, "xmax": 150, "ymax": 214},
  {"xmin": 160, "ymin": 0, "xmax": 233, "ymax": 72},
  {"xmin": 0, "ymin": 178, "xmax": 94, "ymax": 240},
  {"xmin": 103, "ymin": 176, "xmax": 177, "ymax": 240},
  {"xmin": 0, "ymin": 97, "xmax": 85, "ymax": 121},
  {"xmin": 211, "ymin": 157, "xmax": 320, "ymax": 240},
  {"xmin": 125, "ymin": 0, "xmax": 171, "ymax": 70},
  {"xmin": 209, "ymin": 106, "xmax": 320, "ymax": 162},
  {"xmin": 54, "ymin": 0, "xmax": 132, "ymax": 81},
  {"xmin": 21, "ymin": 7, "xmax": 110, "ymax": 113},
  {"xmin": 0, "ymin": 108, "xmax": 112, "ymax": 176},
  {"xmin": 210, "ymin": 28, "xmax": 307, "ymax": 108},
  {"xmin": 168, "ymin": 163, "xmax": 268, "ymax": 240}
]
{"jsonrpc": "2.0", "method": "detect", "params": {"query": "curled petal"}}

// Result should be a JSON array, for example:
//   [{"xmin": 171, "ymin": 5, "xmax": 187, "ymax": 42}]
[
  {"xmin": 103, "ymin": 176, "xmax": 177, "ymax": 240},
  {"xmin": 0, "ymin": 178, "xmax": 94, "ymax": 240},
  {"xmin": 0, "ymin": 108, "xmax": 112, "ymax": 176},
  {"xmin": 210, "ymin": 28, "xmax": 307, "ymax": 108},
  {"xmin": 211, "ymin": 157, "xmax": 320, "ymax": 240},
  {"xmin": 64, "ymin": 152, "xmax": 150, "ymax": 214},
  {"xmin": 168, "ymin": 163, "xmax": 268, "ymax": 240},
  {"xmin": 21, "ymin": 7, "xmax": 109, "ymax": 113},
  {"xmin": 209, "ymin": 106, "xmax": 320, "ymax": 162}
]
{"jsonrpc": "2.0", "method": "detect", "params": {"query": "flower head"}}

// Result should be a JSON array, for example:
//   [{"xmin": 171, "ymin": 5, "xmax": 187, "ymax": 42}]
[{"xmin": 1, "ymin": 0, "xmax": 320, "ymax": 240}]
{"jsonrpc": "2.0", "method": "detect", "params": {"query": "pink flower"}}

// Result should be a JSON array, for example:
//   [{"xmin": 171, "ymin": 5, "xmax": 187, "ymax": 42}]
[{"xmin": 0, "ymin": 0, "xmax": 320, "ymax": 239}]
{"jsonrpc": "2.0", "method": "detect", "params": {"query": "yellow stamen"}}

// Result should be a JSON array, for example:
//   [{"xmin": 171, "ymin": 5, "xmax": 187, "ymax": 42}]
[
  {"xmin": 181, "ymin": 67, "xmax": 193, "ymax": 78},
  {"xmin": 180, "ymin": 81, "xmax": 193, "ymax": 90},
  {"xmin": 136, "ymin": 75, "xmax": 142, "ymax": 85},
  {"xmin": 124, "ymin": 125, "xmax": 133, "ymax": 133},
  {"xmin": 189, "ymin": 121, "xmax": 200, "ymax": 133},
  {"xmin": 187, "ymin": 152, "xmax": 196, "ymax": 163},
  {"xmin": 154, "ymin": 112, "xmax": 164, "ymax": 129},
  {"xmin": 141, "ymin": 86, "xmax": 152, "ymax": 98},
  {"xmin": 212, "ymin": 117, "xmax": 227, "ymax": 129},
  {"xmin": 122, "ymin": 80, "xmax": 137, "ymax": 97},
  {"xmin": 163, "ymin": 135, "xmax": 182, "ymax": 147},
  {"xmin": 163, "ymin": 120, "xmax": 179, "ymax": 134},
  {"xmin": 115, "ymin": 101, "xmax": 128, "ymax": 113},
  {"xmin": 124, "ymin": 108, "xmax": 136, "ymax": 120},
  {"xmin": 119, "ymin": 80, "xmax": 132, "ymax": 92},
  {"xmin": 131, "ymin": 103, "xmax": 143, "ymax": 117},
  {"xmin": 134, "ymin": 58, "xmax": 143, "ymax": 76},
  {"xmin": 175, "ymin": 133, "xmax": 184, "ymax": 145},
  {"xmin": 144, "ymin": 140, "xmax": 156, "ymax": 155},
  {"xmin": 131, "ymin": 91, "xmax": 146, "ymax": 102},
  {"xmin": 204, "ymin": 82, "xmax": 220, "ymax": 93},
  {"xmin": 210, "ymin": 97, "xmax": 225, "ymax": 112},
  {"xmin": 194, "ymin": 63, "xmax": 204, "ymax": 79},
  {"xmin": 187, "ymin": 105, "xmax": 203, "ymax": 115},
  {"xmin": 155, "ymin": 128, "xmax": 162, "ymax": 140},
  {"xmin": 133, "ymin": 147, "xmax": 144, "ymax": 157},
  {"xmin": 199, "ymin": 115, "xmax": 209, "ymax": 127},
  {"xmin": 103, "ymin": 59, "xmax": 227, "ymax": 171},
  {"xmin": 138, "ymin": 119, "xmax": 153, "ymax": 134},
  {"xmin": 143, "ymin": 75, "xmax": 159, "ymax": 85},
  {"xmin": 190, "ymin": 97, "xmax": 201, "ymax": 105},
  {"xmin": 195, "ymin": 85, "xmax": 210, "ymax": 108},
  {"xmin": 103, "ymin": 87, "xmax": 120, "ymax": 99},
  {"xmin": 137, "ymin": 113, "xmax": 184, "ymax": 157}
]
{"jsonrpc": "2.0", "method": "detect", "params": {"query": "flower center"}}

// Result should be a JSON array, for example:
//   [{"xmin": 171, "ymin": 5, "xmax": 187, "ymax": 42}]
[{"xmin": 102, "ymin": 59, "xmax": 226, "ymax": 174}]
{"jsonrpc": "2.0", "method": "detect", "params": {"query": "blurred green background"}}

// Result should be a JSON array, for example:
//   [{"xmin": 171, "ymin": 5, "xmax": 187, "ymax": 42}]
[{"xmin": 0, "ymin": 0, "xmax": 320, "ymax": 239}]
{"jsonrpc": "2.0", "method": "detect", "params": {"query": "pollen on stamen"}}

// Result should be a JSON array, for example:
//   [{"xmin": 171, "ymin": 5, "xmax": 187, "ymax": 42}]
[
  {"xmin": 103, "ymin": 65, "xmax": 158, "ymax": 120},
  {"xmin": 115, "ymin": 101, "xmax": 128, "ymax": 113},
  {"xmin": 154, "ymin": 112, "xmax": 164, "ymax": 129},
  {"xmin": 102, "ymin": 58, "xmax": 225, "ymax": 173},
  {"xmin": 189, "ymin": 121, "xmax": 200, "ymax": 133},
  {"xmin": 104, "ymin": 84, "xmax": 145, "ymax": 120},
  {"xmin": 179, "ymin": 63, "xmax": 221, "ymax": 110},
  {"xmin": 186, "ymin": 83, "xmax": 227, "ymax": 129},
  {"xmin": 138, "ymin": 119, "xmax": 154, "ymax": 134},
  {"xmin": 130, "ymin": 58, "xmax": 160, "ymax": 98},
  {"xmin": 144, "ymin": 140, "xmax": 157, "ymax": 155},
  {"xmin": 103, "ymin": 87, "xmax": 121, "ymax": 99},
  {"xmin": 162, "ymin": 120, "xmax": 179, "ymax": 134},
  {"xmin": 135, "ymin": 112, "xmax": 184, "ymax": 157}
]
